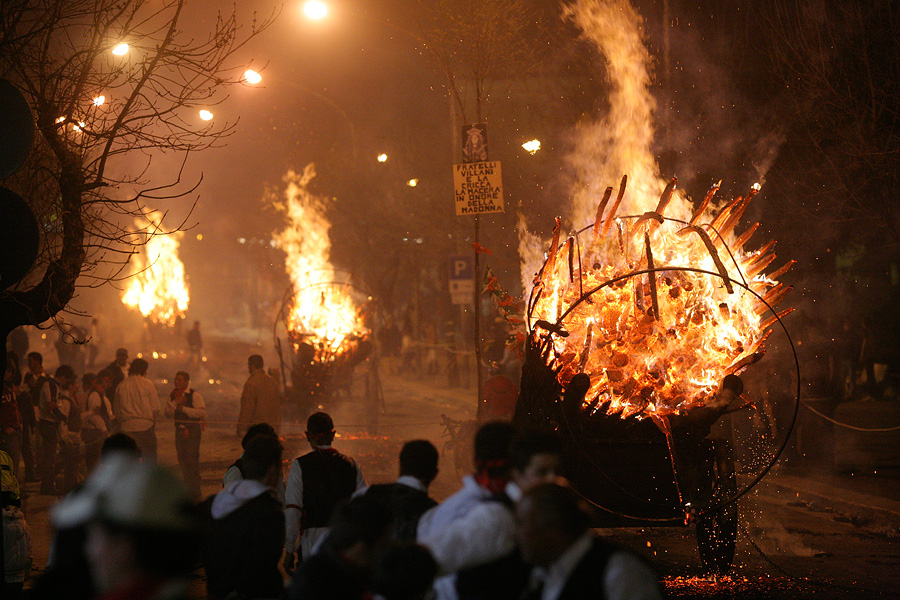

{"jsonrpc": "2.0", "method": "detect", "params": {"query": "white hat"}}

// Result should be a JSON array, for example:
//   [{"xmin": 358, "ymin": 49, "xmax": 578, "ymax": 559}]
[{"xmin": 52, "ymin": 452, "xmax": 195, "ymax": 531}]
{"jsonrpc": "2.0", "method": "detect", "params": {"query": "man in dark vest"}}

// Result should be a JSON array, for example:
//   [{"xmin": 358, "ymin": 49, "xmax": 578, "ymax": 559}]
[
  {"xmin": 164, "ymin": 371, "xmax": 206, "ymax": 501},
  {"xmin": 516, "ymin": 482, "xmax": 663, "ymax": 600},
  {"xmin": 283, "ymin": 411, "xmax": 366, "ymax": 573},
  {"xmin": 104, "ymin": 348, "xmax": 129, "ymax": 402},
  {"xmin": 358, "ymin": 439, "xmax": 438, "ymax": 542}
]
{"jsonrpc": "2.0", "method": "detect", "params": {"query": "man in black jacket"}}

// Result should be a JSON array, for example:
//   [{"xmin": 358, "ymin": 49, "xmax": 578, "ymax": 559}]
[
  {"xmin": 201, "ymin": 434, "xmax": 285, "ymax": 600},
  {"xmin": 359, "ymin": 440, "xmax": 438, "ymax": 542},
  {"xmin": 516, "ymin": 482, "xmax": 663, "ymax": 600}
]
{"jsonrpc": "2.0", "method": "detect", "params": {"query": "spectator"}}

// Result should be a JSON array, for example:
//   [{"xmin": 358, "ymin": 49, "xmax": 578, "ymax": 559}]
[
  {"xmin": 82, "ymin": 370, "xmax": 114, "ymax": 473},
  {"xmin": 114, "ymin": 358, "xmax": 161, "ymax": 461},
  {"xmin": 516, "ymin": 482, "xmax": 663, "ymax": 600},
  {"xmin": 286, "ymin": 496, "xmax": 391, "ymax": 600},
  {"xmin": 359, "ymin": 440, "xmax": 439, "ymax": 542},
  {"xmin": 424, "ymin": 429, "xmax": 563, "ymax": 600},
  {"xmin": 51, "ymin": 453, "xmax": 200, "ymax": 600},
  {"xmin": 35, "ymin": 363, "xmax": 67, "ymax": 495},
  {"xmin": 284, "ymin": 411, "xmax": 366, "ymax": 573},
  {"xmin": 2, "ymin": 449, "xmax": 32, "ymax": 600},
  {"xmin": 372, "ymin": 543, "xmax": 438, "ymax": 600},
  {"xmin": 105, "ymin": 348, "xmax": 129, "ymax": 401},
  {"xmin": 417, "ymin": 421, "xmax": 515, "ymax": 600},
  {"xmin": 56, "ymin": 366, "xmax": 85, "ymax": 493},
  {"xmin": 164, "ymin": 371, "xmax": 206, "ymax": 501},
  {"xmin": 223, "ymin": 422, "xmax": 285, "ymax": 502},
  {"xmin": 201, "ymin": 434, "xmax": 285, "ymax": 600},
  {"xmin": 1, "ymin": 357, "xmax": 23, "ymax": 480},
  {"xmin": 237, "ymin": 355, "xmax": 281, "ymax": 437},
  {"xmin": 186, "ymin": 321, "xmax": 202, "ymax": 369}
]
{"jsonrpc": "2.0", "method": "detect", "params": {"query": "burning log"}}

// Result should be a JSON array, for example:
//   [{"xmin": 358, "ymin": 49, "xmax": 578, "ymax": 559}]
[{"xmin": 521, "ymin": 175, "xmax": 792, "ymax": 427}]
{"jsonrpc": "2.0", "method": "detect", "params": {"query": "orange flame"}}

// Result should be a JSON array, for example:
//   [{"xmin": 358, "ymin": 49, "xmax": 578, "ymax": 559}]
[
  {"xmin": 121, "ymin": 213, "xmax": 190, "ymax": 326},
  {"xmin": 272, "ymin": 165, "xmax": 369, "ymax": 362},
  {"xmin": 527, "ymin": 179, "xmax": 792, "ymax": 420}
]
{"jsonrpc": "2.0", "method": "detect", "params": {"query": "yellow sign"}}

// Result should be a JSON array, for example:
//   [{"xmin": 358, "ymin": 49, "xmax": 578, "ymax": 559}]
[{"xmin": 453, "ymin": 161, "xmax": 504, "ymax": 216}]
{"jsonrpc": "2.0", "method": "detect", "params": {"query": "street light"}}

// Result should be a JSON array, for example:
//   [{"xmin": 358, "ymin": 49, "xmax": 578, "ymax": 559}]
[
  {"xmin": 199, "ymin": 109, "xmax": 213, "ymax": 121},
  {"xmin": 302, "ymin": 0, "xmax": 328, "ymax": 21},
  {"xmin": 243, "ymin": 69, "xmax": 262, "ymax": 85},
  {"xmin": 92, "ymin": 95, "xmax": 106, "ymax": 107},
  {"xmin": 407, "ymin": 178, "xmax": 418, "ymax": 187},
  {"xmin": 377, "ymin": 153, "xmax": 388, "ymax": 163},
  {"xmin": 522, "ymin": 139, "xmax": 541, "ymax": 154},
  {"xmin": 111, "ymin": 43, "xmax": 129, "ymax": 56}
]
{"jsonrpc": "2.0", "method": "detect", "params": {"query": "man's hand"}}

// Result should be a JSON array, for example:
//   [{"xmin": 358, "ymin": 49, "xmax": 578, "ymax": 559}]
[{"xmin": 283, "ymin": 551, "xmax": 296, "ymax": 573}]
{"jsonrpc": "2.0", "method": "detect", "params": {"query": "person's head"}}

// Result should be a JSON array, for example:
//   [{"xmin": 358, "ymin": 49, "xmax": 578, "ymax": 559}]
[
  {"xmin": 306, "ymin": 411, "xmax": 335, "ymax": 447},
  {"xmin": 372, "ymin": 543, "xmax": 438, "ymax": 600},
  {"xmin": 248, "ymin": 354, "xmax": 264, "ymax": 374},
  {"xmin": 516, "ymin": 482, "xmax": 593, "ymax": 567},
  {"xmin": 128, "ymin": 358, "xmax": 148, "ymax": 377},
  {"xmin": 241, "ymin": 422, "xmax": 278, "ymax": 450},
  {"xmin": 27, "ymin": 351, "xmax": 43, "ymax": 373},
  {"xmin": 82, "ymin": 372, "xmax": 96, "ymax": 390},
  {"xmin": 511, "ymin": 429, "xmax": 563, "ymax": 492},
  {"xmin": 94, "ymin": 369, "xmax": 114, "ymax": 391},
  {"xmin": 324, "ymin": 496, "xmax": 392, "ymax": 568},
  {"xmin": 55, "ymin": 364, "xmax": 76, "ymax": 389},
  {"xmin": 115, "ymin": 348, "xmax": 128, "ymax": 367},
  {"xmin": 101, "ymin": 433, "xmax": 142, "ymax": 461},
  {"xmin": 192, "ymin": 321, "xmax": 200, "ymax": 330},
  {"xmin": 173, "ymin": 371, "xmax": 189, "ymax": 392},
  {"xmin": 399, "ymin": 440, "xmax": 439, "ymax": 487},
  {"xmin": 53, "ymin": 456, "xmax": 199, "ymax": 593},
  {"xmin": 473, "ymin": 420, "xmax": 514, "ymax": 478},
  {"xmin": 242, "ymin": 434, "xmax": 283, "ymax": 488}
]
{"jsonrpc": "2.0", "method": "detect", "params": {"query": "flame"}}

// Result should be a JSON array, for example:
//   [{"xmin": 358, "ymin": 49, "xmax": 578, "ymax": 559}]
[
  {"xmin": 121, "ymin": 213, "xmax": 190, "ymax": 326},
  {"xmin": 520, "ymin": 0, "xmax": 793, "ymax": 421},
  {"xmin": 272, "ymin": 165, "xmax": 368, "ymax": 362}
]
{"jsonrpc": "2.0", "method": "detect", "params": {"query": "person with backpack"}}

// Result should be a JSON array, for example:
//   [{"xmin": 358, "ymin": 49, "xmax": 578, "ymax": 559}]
[
  {"xmin": 164, "ymin": 371, "xmax": 206, "ymax": 501},
  {"xmin": 33, "ymin": 356, "xmax": 66, "ymax": 495},
  {"xmin": 81, "ymin": 370, "xmax": 114, "ymax": 473}
]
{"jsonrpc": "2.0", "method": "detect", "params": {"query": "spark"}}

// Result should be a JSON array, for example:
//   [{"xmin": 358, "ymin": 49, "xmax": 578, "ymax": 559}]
[
  {"xmin": 377, "ymin": 153, "xmax": 388, "ymax": 163},
  {"xmin": 522, "ymin": 139, "xmax": 541, "ymax": 154}
]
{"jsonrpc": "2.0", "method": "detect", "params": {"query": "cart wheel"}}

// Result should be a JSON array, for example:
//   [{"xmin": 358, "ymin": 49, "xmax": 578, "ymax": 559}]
[{"xmin": 696, "ymin": 439, "xmax": 738, "ymax": 573}]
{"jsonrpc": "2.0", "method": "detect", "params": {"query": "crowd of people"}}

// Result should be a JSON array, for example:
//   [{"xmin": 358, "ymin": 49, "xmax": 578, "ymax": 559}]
[{"xmin": 1, "ymin": 331, "xmax": 664, "ymax": 600}]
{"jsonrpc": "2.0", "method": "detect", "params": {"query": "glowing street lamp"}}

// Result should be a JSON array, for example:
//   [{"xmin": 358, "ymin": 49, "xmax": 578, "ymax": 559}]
[
  {"xmin": 243, "ymin": 69, "xmax": 262, "ymax": 85},
  {"xmin": 377, "ymin": 153, "xmax": 388, "ymax": 163},
  {"xmin": 92, "ymin": 95, "xmax": 106, "ymax": 107},
  {"xmin": 522, "ymin": 139, "xmax": 541, "ymax": 154},
  {"xmin": 302, "ymin": 0, "xmax": 328, "ymax": 21},
  {"xmin": 112, "ymin": 43, "xmax": 129, "ymax": 56},
  {"xmin": 199, "ymin": 109, "xmax": 214, "ymax": 121},
  {"xmin": 407, "ymin": 178, "xmax": 418, "ymax": 187}
]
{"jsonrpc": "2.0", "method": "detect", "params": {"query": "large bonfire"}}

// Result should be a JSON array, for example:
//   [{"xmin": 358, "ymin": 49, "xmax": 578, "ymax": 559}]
[
  {"xmin": 121, "ymin": 213, "xmax": 190, "ymax": 326},
  {"xmin": 526, "ymin": 177, "xmax": 793, "ymax": 422},
  {"xmin": 271, "ymin": 165, "xmax": 369, "ymax": 364},
  {"xmin": 519, "ymin": 0, "xmax": 793, "ymax": 426}
]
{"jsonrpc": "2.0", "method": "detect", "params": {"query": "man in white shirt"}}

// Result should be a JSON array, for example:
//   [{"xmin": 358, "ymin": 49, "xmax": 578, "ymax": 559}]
[
  {"xmin": 516, "ymin": 482, "xmax": 663, "ymax": 600},
  {"xmin": 416, "ymin": 421, "xmax": 515, "ymax": 600},
  {"xmin": 283, "ymin": 412, "xmax": 365, "ymax": 572},
  {"xmin": 421, "ymin": 428, "xmax": 563, "ymax": 600},
  {"xmin": 114, "ymin": 358, "xmax": 160, "ymax": 461}
]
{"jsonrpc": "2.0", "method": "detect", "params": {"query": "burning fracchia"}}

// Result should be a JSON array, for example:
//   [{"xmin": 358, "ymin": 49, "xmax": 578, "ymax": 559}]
[
  {"xmin": 525, "ymin": 175, "xmax": 794, "ymax": 423},
  {"xmin": 272, "ymin": 165, "xmax": 370, "ymax": 366},
  {"xmin": 121, "ymin": 213, "xmax": 190, "ymax": 327}
]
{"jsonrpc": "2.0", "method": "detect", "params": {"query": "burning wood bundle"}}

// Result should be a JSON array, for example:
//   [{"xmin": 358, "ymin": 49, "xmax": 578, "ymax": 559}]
[
  {"xmin": 524, "ymin": 176, "xmax": 793, "ymax": 425},
  {"xmin": 121, "ymin": 213, "xmax": 190, "ymax": 327},
  {"xmin": 271, "ymin": 165, "xmax": 371, "ymax": 401}
]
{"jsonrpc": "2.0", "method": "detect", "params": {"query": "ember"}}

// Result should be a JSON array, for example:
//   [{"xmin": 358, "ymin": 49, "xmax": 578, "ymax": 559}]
[
  {"xmin": 526, "ymin": 176, "xmax": 793, "ymax": 422},
  {"xmin": 121, "ymin": 212, "xmax": 190, "ymax": 326}
]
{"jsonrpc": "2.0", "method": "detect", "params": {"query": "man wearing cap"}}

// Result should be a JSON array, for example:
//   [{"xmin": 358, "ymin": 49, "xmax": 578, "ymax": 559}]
[
  {"xmin": 52, "ymin": 454, "xmax": 200, "ymax": 600},
  {"xmin": 114, "ymin": 358, "xmax": 161, "ymax": 462},
  {"xmin": 283, "ymin": 411, "xmax": 366, "ymax": 572}
]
